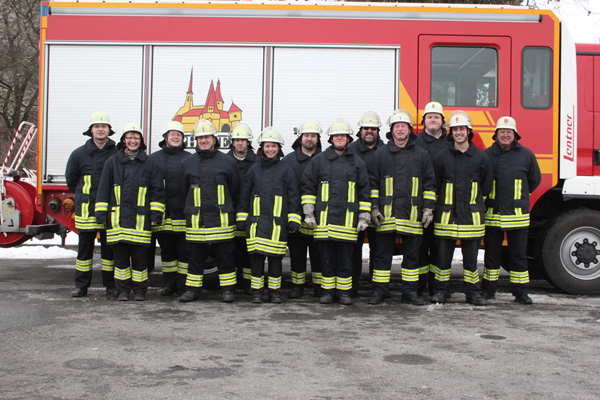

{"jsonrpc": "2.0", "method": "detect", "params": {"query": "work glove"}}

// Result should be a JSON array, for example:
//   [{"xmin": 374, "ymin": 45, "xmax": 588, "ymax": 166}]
[
  {"xmin": 303, "ymin": 203, "xmax": 317, "ymax": 228},
  {"xmin": 371, "ymin": 207, "xmax": 384, "ymax": 227},
  {"xmin": 357, "ymin": 212, "xmax": 370, "ymax": 232},
  {"xmin": 422, "ymin": 208, "xmax": 434, "ymax": 229},
  {"xmin": 289, "ymin": 221, "xmax": 300, "ymax": 233}
]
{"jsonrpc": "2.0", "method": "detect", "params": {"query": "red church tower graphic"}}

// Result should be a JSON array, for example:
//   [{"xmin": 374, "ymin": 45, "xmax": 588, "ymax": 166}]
[{"xmin": 172, "ymin": 69, "xmax": 243, "ymax": 133}]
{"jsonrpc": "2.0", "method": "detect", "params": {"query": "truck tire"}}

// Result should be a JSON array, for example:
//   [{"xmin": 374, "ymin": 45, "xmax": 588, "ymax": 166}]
[{"xmin": 541, "ymin": 209, "xmax": 600, "ymax": 295}]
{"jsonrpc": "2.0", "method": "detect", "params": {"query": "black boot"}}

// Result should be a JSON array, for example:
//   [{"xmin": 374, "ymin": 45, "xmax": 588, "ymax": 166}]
[
  {"xmin": 466, "ymin": 294, "xmax": 489, "ymax": 306},
  {"xmin": 288, "ymin": 284, "xmax": 304, "ymax": 299},
  {"xmin": 402, "ymin": 292, "xmax": 425, "ymax": 306},
  {"xmin": 252, "ymin": 290, "xmax": 263, "ymax": 304},
  {"xmin": 179, "ymin": 290, "xmax": 200, "ymax": 302},
  {"xmin": 270, "ymin": 290, "xmax": 282, "ymax": 304},
  {"xmin": 367, "ymin": 291, "xmax": 385, "ymax": 305},
  {"xmin": 515, "ymin": 293, "xmax": 533, "ymax": 305}
]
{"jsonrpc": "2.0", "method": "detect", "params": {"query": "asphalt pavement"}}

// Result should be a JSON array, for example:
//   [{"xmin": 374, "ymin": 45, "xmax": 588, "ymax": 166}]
[{"xmin": 0, "ymin": 254, "xmax": 599, "ymax": 399}]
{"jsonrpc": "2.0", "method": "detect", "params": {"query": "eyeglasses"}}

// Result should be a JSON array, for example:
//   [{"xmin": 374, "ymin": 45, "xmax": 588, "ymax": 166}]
[{"xmin": 362, "ymin": 127, "xmax": 378, "ymax": 131}]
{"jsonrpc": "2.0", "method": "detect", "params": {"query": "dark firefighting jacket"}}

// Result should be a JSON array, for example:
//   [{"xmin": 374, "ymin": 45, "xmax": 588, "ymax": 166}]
[
  {"xmin": 348, "ymin": 137, "xmax": 385, "ymax": 168},
  {"xmin": 414, "ymin": 128, "xmax": 449, "ymax": 158},
  {"xmin": 95, "ymin": 149, "xmax": 165, "ymax": 245},
  {"xmin": 281, "ymin": 145, "xmax": 322, "ymax": 236},
  {"xmin": 433, "ymin": 143, "xmax": 493, "ymax": 239},
  {"xmin": 368, "ymin": 138, "xmax": 436, "ymax": 236},
  {"xmin": 65, "ymin": 138, "xmax": 117, "ymax": 231},
  {"xmin": 484, "ymin": 141, "xmax": 541, "ymax": 230},
  {"xmin": 236, "ymin": 156, "xmax": 302, "ymax": 256},
  {"xmin": 301, "ymin": 146, "xmax": 371, "ymax": 242},
  {"xmin": 227, "ymin": 149, "xmax": 259, "ymax": 237},
  {"xmin": 227, "ymin": 148, "xmax": 258, "ymax": 183},
  {"xmin": 149, "ymin": 144, "xmax": 190, "ymax": 234},
  {"xmin": 178, "ymin": 147, "xmax": 240, "ymax": 243}
]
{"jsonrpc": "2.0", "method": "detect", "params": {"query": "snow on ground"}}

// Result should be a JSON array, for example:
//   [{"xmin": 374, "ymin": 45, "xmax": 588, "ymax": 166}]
[{"xmin": 0, "ymin": 245, "xmax": 76, "ymax": 259}]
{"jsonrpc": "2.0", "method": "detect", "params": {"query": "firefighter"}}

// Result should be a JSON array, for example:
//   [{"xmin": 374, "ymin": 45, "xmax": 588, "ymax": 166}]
[
  {"xmin": 150, "ymin": 121, "xmax": 191, "ymax": 296},
  {"xmin": 226, "ymin": 122, "xmax": 259, "ymax": 295},
  {"xmin": 367, "ymin": 109, "xmax": 436, "ymax": 305},
  {"xmin": 237, "ymin": 128, "xmax": 301, "ymax": 304},
  {"xmin": 301, "ymin": 119, "xmax": 371, "ymax": 305},
  {"xmin": 95, "ymin": 123, "xmax": 165, "ymax": 301},
  {"xmin": 414, "ymin": 101, "xmax": 448, "ymax": 296},
  {"xmin": 482, "ymin": 116, "xmax": 541, "ymax": 304},
  {"xmin": 431, "ymin": 112, "xmax": 493, "ymax": 306},
  {"xmin": 281, "ymin": 120, "xmax": 323, "ymax": 298},
  {"xmin": 177, "ymin": 119, "xmax": 241, "ymax": 303},
  {"xmin": 66, "ymin": 111, "xmax": 118, "ymax": 298},
  {"xmin": 348, "ymin": 111, "xmax": 385, "ymax": 296}
]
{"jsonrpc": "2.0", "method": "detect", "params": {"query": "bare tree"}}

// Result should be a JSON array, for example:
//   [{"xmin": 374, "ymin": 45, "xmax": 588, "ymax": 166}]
[{"xmin": 0, "ymin": 0, "xmax": 39, "ymax": 170}]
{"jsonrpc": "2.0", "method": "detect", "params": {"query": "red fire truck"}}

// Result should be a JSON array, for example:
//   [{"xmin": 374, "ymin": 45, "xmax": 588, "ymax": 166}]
[{"xmin": 1, "ymin": 1, "xmax": 599, "ymax": 295}]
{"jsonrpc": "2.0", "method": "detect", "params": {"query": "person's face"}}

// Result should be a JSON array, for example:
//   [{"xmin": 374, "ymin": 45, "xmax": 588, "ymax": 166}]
[
  {"xmin": 232, "ymin": 139, "xmax": 249, "ymax": 155},
  {"xmin": 451, "ymin": 126, "xmax": 469, "ymax": 145},
  {"xmin": 262, "ymin": 142, "xmax": 279, "ymax": 159},
  {"xmin": 392, "ymin": 122, "xmax": 411, "ymax": 146},
  {"xmin": 124, "ymin": 132, "xmax": 142, "ymax": 152},
  {"xmin": 424, "ymin": 113, "xmax": 443, "ymax": 132},
  {"xmin": 196, "ymin": 134, "xmax": 216, "ymax": 150},
  {"xmin": 91, "ymin": 124, "xmax": 110, "ymax": 142},
  {"xmin": 360, "ymin": 126, "xmax": 379, "ymax": 145},
  {"xmin": 496, "ymin": 128, "xmax": 515, "ymax": 150},
  {"xmin": 301, "ymin": 133, "xmax": 318, "ymax": 151},
  {"xmin": 331, "ymin": 134, "xmax": 349, "ymax": 150},
  {"xmin": 166, "ymin": 130, "xmax": 183, "ymax": 148}
]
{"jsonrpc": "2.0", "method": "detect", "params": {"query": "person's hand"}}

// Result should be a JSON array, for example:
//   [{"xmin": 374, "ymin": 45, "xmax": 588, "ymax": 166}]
[
  {"xmin": 371, "ymin": 207, "xmax": 384, "ymax": 227},
  {"xmin": 303, "ymin": 203, "xmax": 317, "ymax": 228},
  {"xmin": 422, "ymin": 208, "xmax": 434, "ymax": 229},
  {"xmin": 357, "ymin": 212, "xmax": 370, "ymax": 232}
]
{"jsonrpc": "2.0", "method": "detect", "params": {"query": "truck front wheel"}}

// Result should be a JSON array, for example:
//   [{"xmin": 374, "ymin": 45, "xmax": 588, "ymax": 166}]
[{"xmin": 541, "ymin": 209, "xmax": 600, "ymax": 295}]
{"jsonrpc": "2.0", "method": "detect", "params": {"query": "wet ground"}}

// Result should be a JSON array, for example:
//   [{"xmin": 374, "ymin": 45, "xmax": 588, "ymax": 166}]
[{"xmin": 0, "ymin": 255, "xmax": 599, "ymax": 399}]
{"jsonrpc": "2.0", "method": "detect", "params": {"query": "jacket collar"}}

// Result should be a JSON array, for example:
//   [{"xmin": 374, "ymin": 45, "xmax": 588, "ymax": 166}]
[
  {"xmin": 86, "ymin": 138, "xmax": 115, "ymax": 154},
  {"xmin": 419, "ymin": 128, "xmax": 447, "ymax": 143},
  {"xmin": 387, "ymin": 137, "xmax": 415, "ymax": 153},
  {"xmin": 356, "ymin": 137, "xmax": 384, "ymax": 152},
  {"xmin": 449, "ymin": 142, "xmax": 478, "ymax": 156},
  {"xmin": 195, "ymin": 146, "xmax": 219, "ymax": 158},
  {"xmin": 117, "ymin": 147, "xmax": 147, "ymax": 163},
  {"xmin": 294, "ymin": 146, "xmax": 321, "ymax": 162},
  {"xmin": 326, "ymin": 145, "xmax": 355, "ymax": 160},
  {"xmin": 227, "ymin": 148, "xmax": 256, "ymax": 162},
  {"xmin": 489, "ymin": 141, "xmax": 522, "ymax": 155}
]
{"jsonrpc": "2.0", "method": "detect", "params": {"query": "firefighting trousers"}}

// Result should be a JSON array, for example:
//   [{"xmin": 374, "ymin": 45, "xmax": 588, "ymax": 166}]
[
  {"xmin": 288, "ymin": 231, "xmax": 321, "ymax": 287},
  {"xmin": 371, "ymin": 233, "xmax": 421, "ymax": 295},
  {"xmin": 433, "ymin": 238, "xmax": 482, "ymax": 297},
  {"xmin": 186, "ymin": 240, "xmax": 236, "ymax": 293},
  {"xmin": 111, "ymin": 243, "xmax": 149, "ymax": 294},
  {"xmin": 75, "ymin": 230, "xmax": 115, "ymax": 290},
  {"xmin": 319, "ymin": 240, "xmax": 353, "ymax": 295},
  {"xmin": 417, "ymin": 224, "xmax": 437, "ymax": 295},
  {"xmin": 250, "ymin": 253, "xmax": 283, "ymax": 292},
  {"xmin": 156, "ymin": 233, "xmax": 188, "ymax": 293},
  {"xmin": 483, "ymin": 228, "xmax": 529, "ymax": 296},
  {"xmin": 234, "ymin": 236, "xmax": 251, "ymax": 286},
  {"xmin": 352, "ymin": 227, "xmax": 377, "ymax": 288}
]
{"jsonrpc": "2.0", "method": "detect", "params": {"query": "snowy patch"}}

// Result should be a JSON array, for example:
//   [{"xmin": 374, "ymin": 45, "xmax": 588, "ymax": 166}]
[{"xmin": 0, "ymin": 246, "xmax": 76, "ymax": 259}]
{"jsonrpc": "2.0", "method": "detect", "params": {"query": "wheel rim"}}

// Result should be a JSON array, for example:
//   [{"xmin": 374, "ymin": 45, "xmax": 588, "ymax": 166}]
[{"xmin": 559, "ymin": 226, "xmax": 600, "ymax": 280}]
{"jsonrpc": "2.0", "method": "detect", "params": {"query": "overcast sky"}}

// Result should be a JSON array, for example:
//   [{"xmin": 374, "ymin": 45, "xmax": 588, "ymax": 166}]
[{"xmin": 535, "ymin": 0, "xmax": 600, "ymax": 43}]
